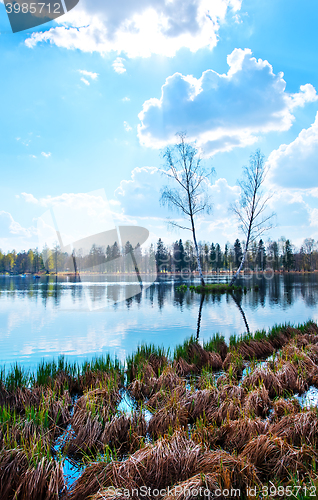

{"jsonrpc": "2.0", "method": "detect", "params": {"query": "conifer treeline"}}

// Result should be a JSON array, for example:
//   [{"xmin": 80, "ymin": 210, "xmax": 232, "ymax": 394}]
[{"xmin": 0, "ymin": 237, "xmax": 317, "ymax": 274}]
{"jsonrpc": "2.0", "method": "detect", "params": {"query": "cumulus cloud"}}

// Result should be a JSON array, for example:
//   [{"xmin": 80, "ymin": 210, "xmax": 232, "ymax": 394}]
[
  {"xmin": 24, "ymin": 0, "xmax": 241, "ymax": 58},
  {"xmin": 78, "ymin": 69, "xmax": 99, "ymax": 80},
  {"xmin": 114, "ymin": 167, "xmax": 169, "ymax": 218},
  {"xmin": 138, "ymin": 48, "xmax": 317, "ymax": 153},
  {"xmin": 267, "ymin": 111, "xmax": 318, "ymax": 189},
  {"xmin": 41, "ymin": 152, "xmax": 51, "ymax": 158},
  {"xmin": 0, "ymin": 211, "xmax": 38, "ymax": 251},
  {"xmin": 113, "ymin": 57, "xmax": 126, "ymax": 74}
]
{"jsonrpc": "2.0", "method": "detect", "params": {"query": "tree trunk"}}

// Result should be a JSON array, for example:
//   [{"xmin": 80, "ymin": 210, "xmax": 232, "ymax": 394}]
[
  {"xmin": 190, "ymin": 215, "xmax": 205, "ymax": 286},
  {"xmin": 230, "ymin": 249, "xmax": 247, "ymax": 286},
  {"xmin": 196, "ymin": 293, "xmax": 205, "ymax": 339}
]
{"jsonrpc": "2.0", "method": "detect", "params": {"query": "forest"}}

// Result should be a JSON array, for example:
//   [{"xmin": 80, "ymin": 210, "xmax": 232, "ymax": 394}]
[{"xmin": 0, "ymin": 236, "xmax": 317, "ymax": 275}]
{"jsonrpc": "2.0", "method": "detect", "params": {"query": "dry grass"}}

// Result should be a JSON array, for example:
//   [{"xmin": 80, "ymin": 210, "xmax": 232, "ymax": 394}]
[
  {"xmin": 0, "ymin": 449, "xmax": 65, "ymax": 500},
  {"xmin": 237, "ymin": 339, "xmax": 274, "ymax": 359},
  {"xmin": 269, "ymin": 410, "xmax": 318, "ymax": 447},
  {"xmin": 275, "ymin": 361, "xmax": 307, "ymax": 394},
  {"xmin": 243, "ymin": 386, "xmax": 271, "ymax": 418},
  {"xmin": 173, "ymin": 358, "xmax": 197, "ymax": 376},
  {"xmin": 270, "ymin": 397, "xmax": 301, "ymax": 421},
  {"xmin": 240, "ymin": 434, "xmax": 317, "ymax": 479},
  {"xmin": 196, "ymin": 449, "xmax": 260, "ymax": 490},
  {"xmin": 148, "ymin": 394, "xmax": 189, "ymax": 439},
  {"xmin": 215, "ymin": 396, "xmax": 243, "ymax": 425},
  {"xmin": 184, "ymin": 388, "xmax": 219, "ymax": 422},
  {"xmin": 100, "ymin": 412, "xmax": 147, "ymax": 454},
  {"xmin": 64, "ymin": 387, "xmax": 120, "ymax": 456},
  {"xmin": 190, "ymin": 417, "xmax": 220, "ymax": 449},
  {"xmin": 219, "ymin": 418, "xmax": 268, "ymax": 453},
  {"xmin": 243, "ymin": 368, "xmax": 283, "ymax": 398},
  {"xmin": 162, "ymin": 473, "xmax": 220, "ymax": 500},
  {"xmin": 70, "ymin": 430, "xmax": 201, "ymax": 500}
]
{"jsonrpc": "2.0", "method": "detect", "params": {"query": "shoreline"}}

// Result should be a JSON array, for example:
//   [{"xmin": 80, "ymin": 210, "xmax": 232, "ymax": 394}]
[{"xmin": 1, "ymin": 269, "xmax": 318, "ymax": 277}]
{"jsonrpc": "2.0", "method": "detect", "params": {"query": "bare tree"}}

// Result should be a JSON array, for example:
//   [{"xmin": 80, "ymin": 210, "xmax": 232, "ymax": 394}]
[
  {"xmin": 230, "ymin": 149, "xmax": 275, "ymax": 286},
  {"xmin": 160, "ymin": 133, "xmax": 214, "ymax": 286}
]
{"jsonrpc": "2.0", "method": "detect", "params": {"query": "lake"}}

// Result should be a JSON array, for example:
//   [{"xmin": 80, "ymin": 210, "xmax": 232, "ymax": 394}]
[{"xmin": 0, "ymin": 273, "xmax": 318, "ymax": 369}]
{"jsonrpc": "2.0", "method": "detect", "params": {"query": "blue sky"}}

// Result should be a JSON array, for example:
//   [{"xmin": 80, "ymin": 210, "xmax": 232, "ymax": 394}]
[{"xmin": 0, "ymin": 0, "xmax": 318, "ymax": 252}]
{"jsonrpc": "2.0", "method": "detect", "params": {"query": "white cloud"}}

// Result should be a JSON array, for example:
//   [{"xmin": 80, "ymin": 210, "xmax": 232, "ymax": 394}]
[
  {"xmin": 21, "ymin": 192, "xmax": 38, "ymax": 204},
  {"xmin": 113, "ymin": 57, "xmax": 126, "ymax": 74},
  {"xmin": 41, "ymin": 152, "xmax": 51, "ymax": 158},
  {"xmin": 0, "ymin": 211, "xmax": 38, "ymax": 251},
  {"xmin": 81, "ymin": 77, "xmax": 90, "ymax": 86},
  {"xmin": 124, "ymin": 121, "xmax": 132, "ymax": 132},
  {"xmin": 267, "ymin": 111, "xmax": 318, "ymax": 189},
  {"xmin": 25, "ymin": 0, "xmax": 241, "ymax": 58},
  {"xmin": 138, "ymin": 48, "xmax": 317, "ymax": 154},
  {"xmin": 122, "ymin": 97, "xmax": 130, "ymax": 102},
  {"xmin": 78, "ymin": 69, "xmax": 99, "ymax": 80}
]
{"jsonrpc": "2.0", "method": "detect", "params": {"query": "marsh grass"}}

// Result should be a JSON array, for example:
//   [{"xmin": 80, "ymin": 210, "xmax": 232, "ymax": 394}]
[{"xmin": 1, "ymin": 320, "xmax": 318, "ymax": 499}]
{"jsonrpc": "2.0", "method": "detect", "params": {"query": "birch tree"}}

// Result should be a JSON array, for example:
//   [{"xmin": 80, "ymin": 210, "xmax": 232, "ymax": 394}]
[
  {"xmin": 230, "ymin": 150, "xmax": 275, "ymax": 286},
  {"xmin": 160, "ymin": 133, "xmax": 213, "ymax": 286}
]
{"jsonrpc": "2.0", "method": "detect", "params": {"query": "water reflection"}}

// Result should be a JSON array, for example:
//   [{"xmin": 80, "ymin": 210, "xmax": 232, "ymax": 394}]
[
  {"xmin": 0, "ymin": 274, "xmax": 318, "ymax": 311},
  {"xmin": 0, "ymin": 273, "xmax": 318, "ymax": 368}
]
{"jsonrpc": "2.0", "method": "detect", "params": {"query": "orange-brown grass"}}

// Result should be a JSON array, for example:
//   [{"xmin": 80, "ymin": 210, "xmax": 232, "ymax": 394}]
[
  {"xmin": 216, "ymin": 373, "xmax": 236, "ymax": 387},
  {"xmin": 240, "ymin": 434, "xmax": 316, "ymax": 479},
  {"xmin": 184, "ymin": 388, "xmax": 219, "ymax": 422},
  {"xmin": 218, "ymin": 418, "xmax": 268, "ymax": 453},
  {"xmin": 161, "ymin": 473, "xmax": 220, "ymax": 500},
  {"xmin": 64, "ymin": 387, "xmax": 120, "ymax": 456},
  {"xmin": 173, "ymin": 358, "xmax": 197, "ymax": 376},
  {"xmin": 148, "ymin": 393, "xmax": 189, "ymax": 439},
  {"xmin": 100, "ymin": 412, "xmax": 147, "ymax": 454},
  {"xmin": 153, "ymin": 366, "xmax": 185, "ymax": 393},
  {"xmin": 243, "ymin": 386, "xmax": 271, "ymax": 418},
  {"xmin": 79, "ymin": 370, "xmax": 121, "ymax": 393},
  {"xmin": 222, "ymin": 352, "xmax": 244, "ymax": 376},
  {"xmin": 270, "ymin": 397, "xmax": 301, "ymax": 421},
  {"xmin": 0, "ymin": 449, "xmax": 65, "ymax": 500},
  {"xmin": 269, "ymin": 410, "xmax": 318, "ymax": 447},
  {"xmin": 128, "ymin": 377, "xmax": 156, "ymax": 401},
  {"xmin": 190, "ymin": 417, "xmax": 220, "ymax": 449},
  {"xmin": 215, "ymin": 398, "xmax": 243, "ymax": 425},
  {"xmin": 196, "ymin": 449, "xmax": 261, "ymax": 490},
  {"xmin": 243, "ymin": 367, "xmax": 283, "ymax": 398},
  {"xmin": 146, "ymin": 385, "xmax": 187, "ymax": 411},
  {"xmin": 219, "ymin": 384, "xmax": 246, "ymax": 402},
  {"xmin": 236, "ymin": 339, "xmax": 274, "ymax": 359},
  {"xmin": 128, "ymin": 361, "xmax": 157, "ymax": 383},
  {"xmin": 281, "ymin": 343, "xmax": 318, "ymax": 376},
  {"xmin": 129, "ymin": 366, "xmax": 185, "ymax": 402},
  {"xmin": 275, "ymin": 361, "xmax": 303, "ymax": 391},
  {"xmin": 305, "ymin": 343, "xmax": 318, "ymax": 364},
  {"xmin": 70, "ymin": 430, "xmax": 202, "ymax": 500}
]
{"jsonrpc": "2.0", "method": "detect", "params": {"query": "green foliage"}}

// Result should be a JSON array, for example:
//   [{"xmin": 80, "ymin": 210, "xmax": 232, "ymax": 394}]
[{"xmin": 203, "ymin": 333, "xmax": 225, "ymax": 353}]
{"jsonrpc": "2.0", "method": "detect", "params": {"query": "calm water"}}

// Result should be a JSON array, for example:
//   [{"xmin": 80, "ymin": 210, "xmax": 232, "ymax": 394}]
[{"xmin": 0, "ymin": 273, "xmax": 318, "ymax": 369}]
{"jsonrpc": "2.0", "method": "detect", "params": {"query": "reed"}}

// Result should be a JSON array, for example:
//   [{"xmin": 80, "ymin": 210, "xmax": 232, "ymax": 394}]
[{"xmin": 126, "ymin": 344, "xmax": 168, "ymax": 382}]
